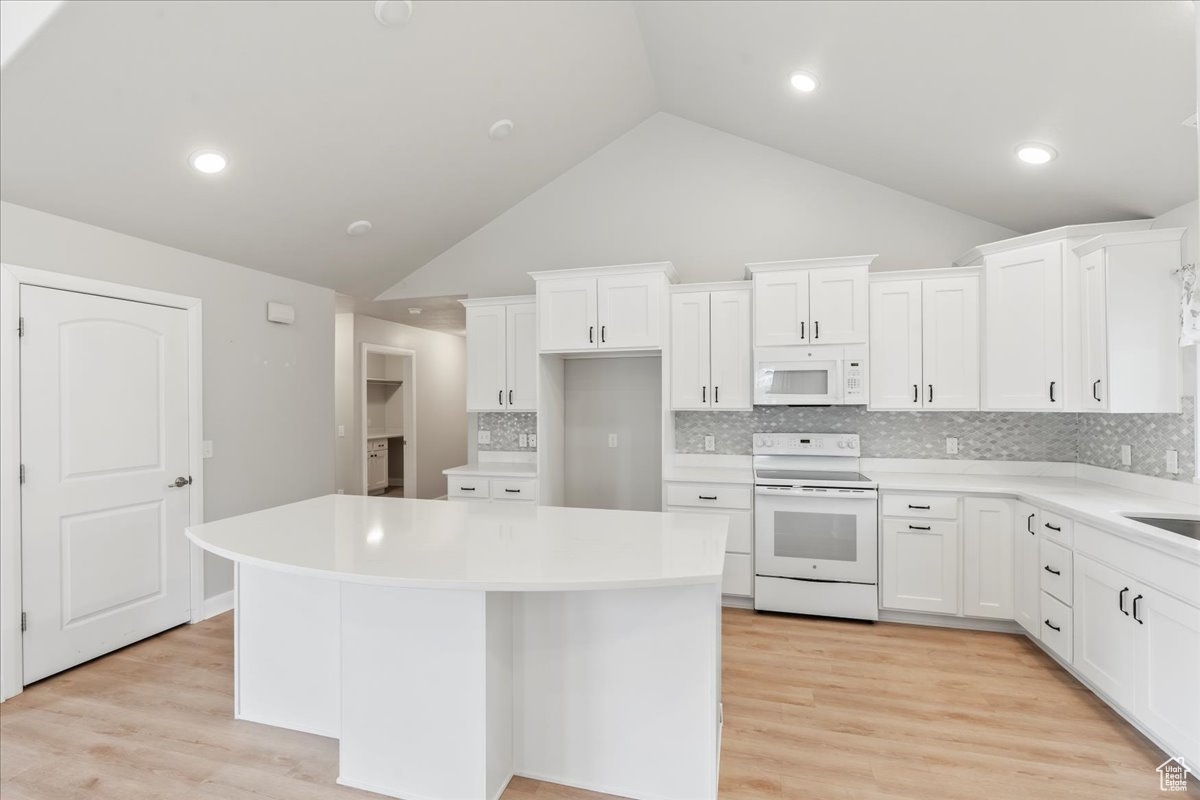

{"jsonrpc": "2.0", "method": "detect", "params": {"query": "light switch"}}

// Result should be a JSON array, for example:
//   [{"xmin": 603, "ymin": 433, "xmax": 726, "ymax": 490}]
[
  {"xmin": 1166, "ymin": 449, "xmax": 1180, "ymax": 474},
  {"xmin": 704, "ymin": 435, "xmax": 716, "ymax": 452},
  {"xmin": 608, "ymin": 433, "xmax": 618, "ymax": 448},
  {"xmin": 945, "ymin": 437, "xmax": 959, "ymax": 455},
  {"xmin": 337, "ymin": 425, "xmax": 345, "ymax": 438},
  {"xmin": 478, "ymin": 430, "xmax": 491, "ymax": 445},
  {"xmin": 201, "ymin": 440, "xmax": 213, "ymax": 459},
  {"xmin": 1120, "ymin": 445, "xmax": 1132, "ymax": 466}
]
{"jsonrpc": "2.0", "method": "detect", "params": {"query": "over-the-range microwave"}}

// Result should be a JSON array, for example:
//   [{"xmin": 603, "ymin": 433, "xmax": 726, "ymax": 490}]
[{"xmin": 753, "ymin": 345, "xmax": 867, "ymax": 406}]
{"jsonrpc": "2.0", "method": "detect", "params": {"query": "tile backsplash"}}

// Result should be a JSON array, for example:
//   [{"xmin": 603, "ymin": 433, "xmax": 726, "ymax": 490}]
[
  {"xmin": 477, "ymin": 412, "xmax": 537, "ymax": 452},
  {"xmin": 675, "ymin": 398, "xmax": 1197, "ymax": 481}
]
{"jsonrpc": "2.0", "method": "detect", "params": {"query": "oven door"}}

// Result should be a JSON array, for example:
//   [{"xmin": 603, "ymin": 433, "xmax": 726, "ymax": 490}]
[
  {"xmin": 754, "ymin": 487, "xmax": 877, "ymax": 583},
  {"xmin": 754, "ymin": 360, "xmax": 842, "ymax": 405}
]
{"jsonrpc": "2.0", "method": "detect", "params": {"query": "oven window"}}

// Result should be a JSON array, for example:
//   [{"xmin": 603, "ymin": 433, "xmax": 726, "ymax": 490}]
[
  {"xmin": 767, "ymin": 369, "xmax": 829, "ymax": 396},
  {"xmin": 772, "ymin": 510, "xmax": 858, "ymax": 562}
]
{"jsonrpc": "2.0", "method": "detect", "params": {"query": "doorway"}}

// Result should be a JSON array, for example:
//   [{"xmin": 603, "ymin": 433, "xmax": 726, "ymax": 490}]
[{"xmin": 360, "ymin": 344, "xmax": 416, "ymax": 497}]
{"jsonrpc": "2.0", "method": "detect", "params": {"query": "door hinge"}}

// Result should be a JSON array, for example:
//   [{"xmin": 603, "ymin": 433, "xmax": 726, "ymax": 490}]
[
  {"xmin": 20, "ymin": 612, "xmax": 27, "ymax": 632},
  {"xmin": 17, "ymin": 317, "xmax": 24, "ymax": 337},
  {"xmin": 19, "ymin": 464, "xmax": 25, "ymax": 484}
]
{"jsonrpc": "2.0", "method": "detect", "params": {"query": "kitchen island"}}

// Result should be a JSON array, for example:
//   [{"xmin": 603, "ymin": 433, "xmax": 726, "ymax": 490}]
[{"xmin": 186, "ymin": 495, "xmax": 727, "ymax": 800}]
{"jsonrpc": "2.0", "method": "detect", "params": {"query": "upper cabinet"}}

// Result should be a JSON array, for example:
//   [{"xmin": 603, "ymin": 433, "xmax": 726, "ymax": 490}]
[
  {"xmin": 747, "ymin": 256, "xmax": 874, "ymax": 347},
  {"xmin": 1075, "ymin": 230, "xmax": 1183, "ymax": 413},
  {"xmin": 463, "ymin": 297, "xmax": 537, "ymax": 412},
  {"xmin": 869, "ymin": 272, "xmax": 980, "ymax": 410},
  {"xmin": 670, "ymin": 284, "xmax": 752, "ymax": 410},
  {"xmin": 531, "ymin": 263, "xmax": 676, "ymax": 353}
]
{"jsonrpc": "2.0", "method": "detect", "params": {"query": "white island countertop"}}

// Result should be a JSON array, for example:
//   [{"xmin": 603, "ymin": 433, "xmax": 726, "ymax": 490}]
[
  {"xmin": 186, "ymin": 494, "xmax": 727, "ymax": 591},
  {"xmin": 443, "ymin": 461, "xmax": 537, "ymax": 478}
]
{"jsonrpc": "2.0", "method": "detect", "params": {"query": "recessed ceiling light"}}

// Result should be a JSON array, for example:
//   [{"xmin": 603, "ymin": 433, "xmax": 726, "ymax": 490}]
[
  {"xmin": 1015, "ymin": 143, "xmax": 1057, "ymax": 165},
  {"xmin": 488, "ymin": 119, "xmax": 514, "ymax": 141},
  {"xmin": 189, "ymin": 149, "xmax": 227, "ymax": 174},
  {"xmin": 788, "ymin": 71, "xmax": 819, "ymax": 93},
  {"xmin": 374, "ymin": 0, "xmax": 413, "ymax": 27},
  {"xmin": 346, "ymin": 220, "xmax": 373, "ymax": 236},
  {"xmin": 407, "ymin": 307, "xmax": 422, "ymax": 315}
]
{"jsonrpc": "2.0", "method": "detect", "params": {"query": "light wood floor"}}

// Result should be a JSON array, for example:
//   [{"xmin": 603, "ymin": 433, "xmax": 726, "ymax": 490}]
[{"xmin": 1, "ymin": 608, "xmax": 1194, "ymax": 799}]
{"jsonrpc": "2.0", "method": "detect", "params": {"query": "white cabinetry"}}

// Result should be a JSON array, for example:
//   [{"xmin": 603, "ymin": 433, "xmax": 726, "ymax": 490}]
[
  {"xmin": 1013, "ymin": 501, "xmax": 1040, "ymax": 637},
  {"xmin": 747, "ymin": 256, "xmax": 874, "ymax": 347},
  {"xmin": 1075, "ymin": 229, "xmax": 1184, "ymax": 413},
  {"xmin": 446, "ymin": 474, "xmax": 538, "ymax": 504},
  {"xmin": 463, "ymin": 297, "xmax": 536, "ymax": 412},
  {"xmin": 869, "ymin": 273, "xmax": 979, "ymax": 410},
  {"xmin": 1073, "ymin": 553, "xmax": 1136, "ymax": 706},
  {"xmin": 664, "ymin": 481, "xmax": 753, "ymax": 599},
  {"xmin": 531, "ymin": 263, "xmax": 675, "ymax": 353},
  {"xmin": 670, "ymin": 284, "xmax": 751, "ymax": 410},
  {"xmin": 961, "ymin": 497, "xmax": 1013, "ymax": 619},
  {"xmin": 880, "ymin": 497, "xmax": 959, "ymax": 615}
]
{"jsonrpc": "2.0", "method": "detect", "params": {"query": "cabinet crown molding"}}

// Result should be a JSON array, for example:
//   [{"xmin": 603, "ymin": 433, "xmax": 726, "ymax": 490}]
[
  {"xmin": 459, "ymin": 294, "xmax": 535, "ymax": 308},
  {"xmin": 869, "ymin": 266, "xmax": 981, "ymax": 283},
  {"xmin": 528, "ymin": 261, "xmax": 678, "ymax": 283},
  {"xmin": 1072, "ymin": 227, "xmax": 1186, "ymax": 257},
  {"xmin": 744, "ymin": 254, "xmax": 877, "ymax": 277},
  {"xmin": 670, "ymin": 280, "xmax": 750, "ymax": 294},
  {"xmin": 953, "ymin": 220, "xmax": 1153, "ymax": 267}
]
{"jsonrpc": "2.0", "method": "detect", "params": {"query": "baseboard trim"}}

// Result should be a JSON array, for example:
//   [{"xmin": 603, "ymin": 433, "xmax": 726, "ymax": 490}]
[
  {"xmin": 721, "ymin": 595, "xmax": 753, "ymax": 609},
  {"xmin": 198, "ymin": 589, "xmax": 233, "ymax": 621},
  {"xmin": 878, "ymin": 609, "xmax": 1023, "ymax": 634}
]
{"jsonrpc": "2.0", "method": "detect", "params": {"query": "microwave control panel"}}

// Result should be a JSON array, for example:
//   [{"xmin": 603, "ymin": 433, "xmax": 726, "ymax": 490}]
[{"xmin": 844, "ymin": 360, "xmax": 865, "ymax": 401}]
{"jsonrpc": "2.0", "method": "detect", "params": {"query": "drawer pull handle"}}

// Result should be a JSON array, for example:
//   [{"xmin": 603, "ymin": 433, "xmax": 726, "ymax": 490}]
[
  {"xmin": 1119, "ymin": 586, "xmax": 1129, "ymax": 616},
  {"xmin": 1133, "ymin": 594, "xmax": 1143, "ymax": 624},
  {"xmin": 1043, "ymin": 619, "xmax": 1061, "ymax": 632},
  {"xmin": 505, "ymin": 488, "xmax": 521, "ymax": 494},
  {"xmin": 913, "ymin": 384, "xmax": 919, "ymax": 403},
  {"xmin": 1044, "ymin": 523, "xmax": 1061, "ymax": 532},
  {"xmin": 699, "ymin": 495, "xmax": 718, "ymax": 501},
  {"xmin": 908, "ymin": 524, "xmax": 931, "ymax": 531},
  {"xmin": 460, "ymin": 486, "xmax": 475, "ymax": 491},
  {"xmin": 907, "ymin": 504, "xmax": 931, "ymax": 510},
  {"xmin": 1043, "ymin": 565, "xmax": 1061, "ymax": 576},
  {"xmin": 1026, "ymin": 513, "xmax": 1035, "ymax": 535}
]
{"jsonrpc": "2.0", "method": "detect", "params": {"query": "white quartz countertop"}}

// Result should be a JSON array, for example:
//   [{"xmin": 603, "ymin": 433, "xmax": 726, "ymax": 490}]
[
  {"xmin": 186, "ymin": 495, "xmax": 727, "ymax": 591},
  {"xmin": 662, "ymin": 465, "xmax": 754, "ymax": 485},
  {"xmin": 444, "ymin": 462, "xmax": 538, "ymax": 478},
  {"xmin": 871, "ymin": 472, "xmax": 1200, "ymax": 562}
]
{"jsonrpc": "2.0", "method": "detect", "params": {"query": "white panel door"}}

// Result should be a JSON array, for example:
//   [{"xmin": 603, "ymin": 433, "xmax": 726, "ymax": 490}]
[
  {"xmin": 20, "ymin": 285, "xmax": 191, "ymax": 684},
  {"xmin": 753, "ymin": 270, "xmax": 809, "ymax": 346},
  {"xmin": 961, "ymin": 497, "xmax": 1013, "ymax": 619},
  {"xmin": 670, "ymin": 292, "xmax": 710, "ymax": 409},
  {"xmin": 868, "ymin": 280, "xmax": 923, "ymax": 409},
  {"xmin": 1079, "ymin": 250, "xmax": 1108, "ymax": 411},
  {"xmin": 1072, "ymin": 554, "xmax": 1136, "ymax": 709},
  {"xmin": 597, "ymin": 272, "xmax": 661, "ymax": 349},
  {"xmin": 537, "ymin": 277, "xmax": 597, "ymax": 352},
  {"xmin": 505, "ymin": 303, "xmax": 537, "ymax": 411},
  {"xmin": 880, "ymin": 519, "xmax": 959, "ymax": 615},
  {"xmin": 1013, "ymin": 502, "xmax": 1041, "ymax": 638},
  {"xmin": 465, "ymin": 305, "xmax": 508, "ymax": 411},
  {"xmin": 984, "ymin": 243, "xmax": 1064, "ymax": 410},
  {"xmin": 1132, "ymin": 583, "xmax": 1200, "ymax": 769},
  {"xmin": 708, "ymin": 289, "xmax": 751, "ymax": 409},
  {"xmin": 923, "ymin": 276, "xmax": 980, "ymax": 410},
  {"xmin": 809, "ymin": 266, "xmax": 868, "ymax": 344}
]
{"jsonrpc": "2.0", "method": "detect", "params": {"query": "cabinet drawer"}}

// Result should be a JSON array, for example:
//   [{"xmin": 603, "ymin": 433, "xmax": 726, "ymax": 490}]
[
  {"xmin": 448, "ymin": 476, "xmax": 489, "ymax": 498},
  {"xmin": 1039, "ymin": 539, "xmax": 1073, "ymax": 605},
  {"xmin": 1040, "ymin": 510, "xmax": 1073, "ymax": 546},
  {"xmin": 490, "ymin": 478, "xmax": 538, "ymax": 501},
  {"xmin": 1040, "ymin": 591, "xmax": 1073, "ymax": 662},
  {"xmin": 667, "ymin": 507, "xmax": 753, "ymax": 554},
  {"xmin": 722, "ymin": 553, "xmax": 753, "ymax": 596},
  {"xmin": 882, "ymin": 494, "xmax": 959, "ymax": 520},
  {"xmin": 666, "ymin": 483, "xmax": 753, "ymax": 510}
]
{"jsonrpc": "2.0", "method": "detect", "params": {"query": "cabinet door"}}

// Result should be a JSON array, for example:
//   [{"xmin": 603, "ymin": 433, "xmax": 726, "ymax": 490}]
[
  {"xmin": 1132, "ymin": 584, "xmax": 1200, "ymax": 769},
  {"xmin": 809, "ymin": 266, "xmax": 868, "ymax": 344},
  {"xmin": 753, "ymin": 270, "xmax": 809, "ymax": 346},
  {"xmin": 984, "ymin": 243, "xmax": 1064, "ymax": 410},
  {"xmin": 597, "ymin": 272, "xmax": 662, "ymax": 349},
  {"xmin": 1013, "ymin": 502, "xmax": 1041, "ymax": 637},
  {"xmin": 962, "ymin": 497, "xmax": 1014, "ymax": 619},
  {"xmin": 505, "ymin": 303, "xmax": 538, "ymax": 411},
  {"xmin": 868, "ymin": 280, "xmax": 923, "ymax": 409},
  {"xmin": 1072, "ymin": 554, "xmax": 1136, "ymax": 709},
  {"xmin": 708, "ymin": 289, "xmax": 752, "ymax": 409},
  {"xmin": 1079, "ymin": 250, "xmax": 1108, "ymax": 411},
  {"xmin": 465, "ymin": 305, "xmax": 508, "ymax": 412},
  {"xmin": 670, "ymin": 292, "xmax": 710, "ymax": 409},
  {"xmin": 880, "ymin": 518, "xmax": 959, "ymax": 614},
  {"xmin": 923, "ymin": 276, "xmax": 980, "ymax": 410},
  {"xmin": 537, "ymin": 277, "xmax": 597, "ymax": 352}
]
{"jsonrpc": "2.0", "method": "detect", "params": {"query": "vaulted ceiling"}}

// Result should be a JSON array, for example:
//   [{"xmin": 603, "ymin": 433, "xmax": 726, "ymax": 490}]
[{"xmin": 1, "ymin": 0, "xmax": 1195, "ymax": 302}]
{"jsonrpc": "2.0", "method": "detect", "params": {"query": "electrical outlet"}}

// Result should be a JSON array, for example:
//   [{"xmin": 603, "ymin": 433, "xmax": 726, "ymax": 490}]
[
  {"xmin": 1120, "ymin": 444, "xmax": 1132, "ymax": 466},
  {"xmin": 704, "ymin": 435, "xmax": 716, "ymax": 452},
  {"xmin": 608, "ymin": 433, "xmax": 618, "ymax": 448},
  {"xmin": 477, "ymin": 430, "xmax": 491, "ymax": 445},
  {"xmin": 337, "ymin": 425, "xmax": 345, "ymax": 438},
  {"xmin": 1166, "ymin": 449, "xmax": 1180, "ymax": 474},
  {"xmin": 518, "ymin": 433, "xmax": 528, "ymax": 448},
  {"xmin": 201, "ymin": 440, "xmax": 213, "ymax": 458},
  {"xmin": 945, "ymin": 437, "xmax": 959, "ymax": 455},
  {"xmin": 336, "ymin": 489, "xmax": 345, "ymax": 495},
  {"xmin": 529, "ymin": 433, "xmax": 537, "ymax": 448}
]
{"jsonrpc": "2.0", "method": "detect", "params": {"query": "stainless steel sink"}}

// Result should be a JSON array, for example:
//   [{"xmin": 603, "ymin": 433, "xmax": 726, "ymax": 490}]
[{"xmin": 1121, "ymin": 514, "xmax": 1200, "ymax": 541}]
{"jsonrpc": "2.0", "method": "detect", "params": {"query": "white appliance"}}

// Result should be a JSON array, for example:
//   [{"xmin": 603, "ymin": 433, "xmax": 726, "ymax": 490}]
[
  {"xmin": 753, "ymin": 432, "xmax": 879, "ymax": 620},
  {"xmin": 753, "ymin": 345, "xmax": 867, "ymax": 406}
]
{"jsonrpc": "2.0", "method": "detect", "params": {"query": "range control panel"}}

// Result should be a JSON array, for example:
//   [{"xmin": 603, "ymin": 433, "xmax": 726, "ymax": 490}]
[{"xmin": 752, "ymin": 432, "xmax": 860, "ymax": 456}]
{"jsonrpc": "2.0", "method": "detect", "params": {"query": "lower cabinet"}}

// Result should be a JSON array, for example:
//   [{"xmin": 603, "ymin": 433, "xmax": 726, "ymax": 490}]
[
  {"xmin": 446, "ymin": 475, "xmax": 538, "ymax": 503},
  {"xmin": 1013, "ymin": 501, "xmax": 1041, "ymax": 637},
  {"xmin": 664, "ymin": 480, "xmax": 753, "ymax": 599},
  {"xmin": 880, "ymin": 517, "xmax": 959, "ymax": 614},
  {"xmin": 961, "ymin": 497, "xmax": 1014, "ymax": 619}
]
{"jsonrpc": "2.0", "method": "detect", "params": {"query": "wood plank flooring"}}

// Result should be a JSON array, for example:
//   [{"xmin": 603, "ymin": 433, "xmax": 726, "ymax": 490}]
[{"xmin": 1, "ymin": 608, "xmax": 1194, "ymax": 799}]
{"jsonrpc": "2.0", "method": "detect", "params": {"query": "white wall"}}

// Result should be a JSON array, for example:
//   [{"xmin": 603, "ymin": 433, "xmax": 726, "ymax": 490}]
[
  {"xmin": 378, "ymin": 113, "xmax": 1017, "ymax": 301},
  {"xmin": 0, "ymin": 201, "xmax": 336, "ymax": 598},
  {"xmin": 335, "ymin": 314, "xmax": 466, "ymax": 498}
]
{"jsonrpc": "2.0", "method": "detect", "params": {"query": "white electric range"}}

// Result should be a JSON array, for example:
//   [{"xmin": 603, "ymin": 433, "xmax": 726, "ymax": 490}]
[{"xmin": 752, "ymin": 432, "xmax": 879, "ymax": 621}]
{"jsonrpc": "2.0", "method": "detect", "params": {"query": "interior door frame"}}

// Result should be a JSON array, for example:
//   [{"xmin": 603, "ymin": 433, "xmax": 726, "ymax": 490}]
[
  {"xmin": 0, "ymin": 263, "xmax": 205, "ymax": 702},
  {"xmin": 359, "ymin": 343, "xmax": 416, "ymax": 496}
]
